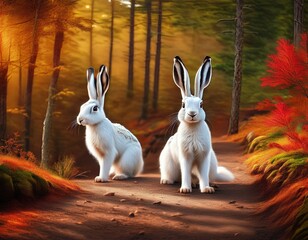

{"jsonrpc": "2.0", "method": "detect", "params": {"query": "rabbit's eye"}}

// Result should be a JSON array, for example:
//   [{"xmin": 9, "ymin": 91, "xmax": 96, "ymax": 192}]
[
  {"xmin": 200, "ymin": 101, "xmax": 203, "ymax": 108},
  {"xmin": 182, "ymin": 102, "xmax": 185, "ymax": 108},
  {"xmin": 92, "ymin": 106, "xmax": 99, "ymax": 112}
]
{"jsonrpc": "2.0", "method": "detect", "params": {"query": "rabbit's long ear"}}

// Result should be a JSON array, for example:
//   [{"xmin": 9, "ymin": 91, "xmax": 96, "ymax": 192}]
[
  {"xmin": 97, "ymin": 65, "xmax": 110, "ymax": 103},
  {"xmin": 87, "ymin": 67, "xmax": 97, "ymax": 100},
  {"xmin": 173, "ymin": 56, "xmax": 191, "ymax": 98},
  {"xmin": 194, "ymin": 56, "xmax": 212, "ymax": 99}
]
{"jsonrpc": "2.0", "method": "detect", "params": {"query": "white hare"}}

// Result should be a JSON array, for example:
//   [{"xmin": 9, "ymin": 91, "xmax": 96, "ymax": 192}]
[
  {"xmin": 77, "ymin": 65, "xmax": 144, "ymax": 182},
  {"xmin": 159, "ymin": 56, "xmax": 234, "ymax": 193}
]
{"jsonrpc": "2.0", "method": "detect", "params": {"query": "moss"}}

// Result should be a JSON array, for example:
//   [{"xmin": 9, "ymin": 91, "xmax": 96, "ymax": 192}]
[
  {"xmin": 11, "ymin": 170, "xmax": 36, "ymax": 199},
  {"xmin": 0, "ymin": 172, "xmax": 15, "ymax": 202},
  {"xmin": 31, "ymin": 173, "xmax": 49, "ymax": 196},
  {"xmin": 0, "ymin": 164, "xmax": 13, "ymax": 175}
]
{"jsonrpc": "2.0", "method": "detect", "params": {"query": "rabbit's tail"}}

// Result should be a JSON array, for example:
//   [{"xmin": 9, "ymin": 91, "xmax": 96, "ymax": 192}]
[{"xmin": 215, "ymin": 166, "xmax": 234, "ymax": 182}]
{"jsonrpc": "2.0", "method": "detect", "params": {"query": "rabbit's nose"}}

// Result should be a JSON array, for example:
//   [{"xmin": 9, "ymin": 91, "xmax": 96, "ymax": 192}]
[
  {"xmin": 188, "ymin": 112, "xmax": 197, "ymax": 118},
  {"xmin": 77, "ymin": 117, "xmax": 84, "ymax": 125}
]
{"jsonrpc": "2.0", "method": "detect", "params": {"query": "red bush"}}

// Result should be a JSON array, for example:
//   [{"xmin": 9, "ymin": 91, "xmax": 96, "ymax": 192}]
[
  {"xmin": 261, "ymin": 34, "xmax": 308, "ymax": 97},
  {"xmin": 260, "ymin": 34, "xmax": 308, "ymax": 153}
]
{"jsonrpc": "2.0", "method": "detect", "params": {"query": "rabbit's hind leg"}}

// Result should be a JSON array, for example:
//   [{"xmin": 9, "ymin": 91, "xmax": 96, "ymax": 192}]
[
  {"xmin": 113, "ymin": 145, "xmax": 143, "ymax": 180},
  {"xmin": 159, "ymin": 145, "xmax": 180, "ymax": 185}
]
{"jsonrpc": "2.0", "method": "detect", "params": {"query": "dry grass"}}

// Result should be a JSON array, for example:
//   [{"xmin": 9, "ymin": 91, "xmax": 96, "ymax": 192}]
[{"xmin": 258, "ymin": 179, "xmax": 307, "ymax": 239}]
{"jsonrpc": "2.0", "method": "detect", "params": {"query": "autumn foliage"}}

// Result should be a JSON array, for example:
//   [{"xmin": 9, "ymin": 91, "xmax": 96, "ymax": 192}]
[
  {"xmin": 258, "ymin": 34, "xmax": 308, "ymax": 155},
  {"xmin": 241, "ymin": 34, "xmax": 308, "ymax": 239},
  {"xmin": 261, "ymin": 34, "xmax": 308, "ymax": 96}
]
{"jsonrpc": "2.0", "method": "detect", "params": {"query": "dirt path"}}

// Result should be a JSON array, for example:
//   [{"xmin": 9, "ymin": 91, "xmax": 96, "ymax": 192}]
[{"xmin": 1, "ymin": 138, "xmax": 275, "ymax": 240}]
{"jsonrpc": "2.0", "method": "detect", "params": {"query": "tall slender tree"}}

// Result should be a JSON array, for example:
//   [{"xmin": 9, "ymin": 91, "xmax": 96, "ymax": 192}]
[
  {"xmin": 25, "ymin": 0, "xmax": 42, "ymax": 151},
  {"xmin": 18, "ymin": 47, "xmax": 23, "ymax": 107},
  {"xmin": 0, "ymin": 33, "xmax": 9, "ymax": 145},
  {"xmin": 89, "ymin": 0, "xmax": 94, "ymax": 66},
  {"xmin": 41, "ymin": 24, "xmax": 64, "ymax": 169},
  {"xmin": 294, "ymin": 0, "xmax": 304, "ymax": 48},
  {"xmin": 41, "ymin": 0, "xmax": 84, "ymax": 169},
  {"xmin": 127, "ymin": 0, "xmax": 135, "ymax": 98},
  {"xmin": 141, "ymin": 0, "xmax": 152, "ymax": 119},
  {"xmin": 152, "ymin": 0, "xmax": 162, "ymax": 111},
  {"xmin": 228, "ymin": 0, "xmax": 244, "ymax": 135},
  {"xmin": 108, "ymin": 0, "xmax": 115, "ymax": 78}
]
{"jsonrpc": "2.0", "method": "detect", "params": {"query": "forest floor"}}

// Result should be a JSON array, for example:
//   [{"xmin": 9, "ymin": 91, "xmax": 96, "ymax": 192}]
[{"xmin": 0, "ymin": 135, "xmax": 279, "ymax": 240}]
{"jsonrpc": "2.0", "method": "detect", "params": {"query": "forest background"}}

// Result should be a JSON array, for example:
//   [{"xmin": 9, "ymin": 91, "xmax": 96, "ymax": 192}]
[{"xmin": 1, "ymin": 0, "xmax": 307, "ymax": 173}]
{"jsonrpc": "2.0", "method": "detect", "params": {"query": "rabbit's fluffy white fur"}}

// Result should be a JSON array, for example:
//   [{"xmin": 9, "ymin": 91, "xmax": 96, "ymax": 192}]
[
  {"xmin": 159, "ymin": 56, "xmax": 234, "ymax": 193},
  {"xmin": 77, "ymin": 66, "xmax": 143, "ymax": 182}
]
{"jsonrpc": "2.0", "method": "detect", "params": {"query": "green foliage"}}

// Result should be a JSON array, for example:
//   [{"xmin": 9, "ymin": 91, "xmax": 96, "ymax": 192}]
[
  {"xmin": 0, "ymin": 164, "xmax": 49, "ymax": 202},
  {"xmin": 291, "ymin": 197, "xmax": 308, "ymax": 240},
  {"xmin": 53, "ymin": 155, "xmax": 80, "ymax": 179}
]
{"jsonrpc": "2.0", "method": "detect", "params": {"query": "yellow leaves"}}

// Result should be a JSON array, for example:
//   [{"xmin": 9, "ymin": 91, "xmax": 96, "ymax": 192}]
[
  {"xmin": 52, "ymin": 88, "xmax": 75, "ymax": 100},
  {"xmin": 7, "ymin": 107, "xmax": 27, "ymax": 117}
]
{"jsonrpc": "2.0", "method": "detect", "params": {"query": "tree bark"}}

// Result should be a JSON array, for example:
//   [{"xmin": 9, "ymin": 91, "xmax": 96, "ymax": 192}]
[
  {"xmin": 152, "ymin": 0, "xmax": 162, "ymax": 111},
  {"xmin": 89, "ymin": 0, "xmax": 94, "ymax": 66},
  {"xmin": 108, "ymin": 0, "xmax": 115, "ymax": 78},
  {"xmin": 41, "ymin": 29, "xmax": 64, "ymax": 169},
  {"xmin": 127, "ymin": 0, "xmax": 135, "ymax": 98},
  {"xmin": 141, "ymin": 0, "xmax": 152, "ymax": 120},
  {"xmin": 0, "ymin": 11, "xmax": 9, "ymax": 145},
  {"xmin": 0, "ymin": 36, "xmax": 8, "ymax": 145},
  {"xmin": 294, "ymin": 0, "xmax": 304, "ymax": 48},
  {"xmin": 0, "ymin": 67, "xmax": 8, "ymax": 146},
  {"xmin": 18, "ymin": 48, "xmax": 23, "ymax": 107},
  {"xmin": 228, "ymin": 0, "xmax": 243, "ymax": 135},
  {"xmin": 25, "ymin": 0, "xmax": 41, "ymax": 151}
]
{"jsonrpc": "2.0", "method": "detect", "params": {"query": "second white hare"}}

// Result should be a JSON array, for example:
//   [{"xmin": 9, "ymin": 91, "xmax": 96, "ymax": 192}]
[
  {"xmin": 77, "ymin": 65, "xmax": 144, "ymax": 182},
  {"xmin": 159, "ymin": 56, "xmax": 234, "ymax": 193}
]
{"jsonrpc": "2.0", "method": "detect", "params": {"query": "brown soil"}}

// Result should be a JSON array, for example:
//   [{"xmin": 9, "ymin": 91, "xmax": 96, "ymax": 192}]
[{"xmin": 0, "ymin": 137, "xmax": 277, "ymax": 240}]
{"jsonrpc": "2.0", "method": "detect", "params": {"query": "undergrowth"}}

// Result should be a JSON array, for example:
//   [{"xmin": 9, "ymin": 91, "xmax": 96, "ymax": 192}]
[{"xmin": 238, "ymin": 34, "xmax": 308, "ymax": 239}]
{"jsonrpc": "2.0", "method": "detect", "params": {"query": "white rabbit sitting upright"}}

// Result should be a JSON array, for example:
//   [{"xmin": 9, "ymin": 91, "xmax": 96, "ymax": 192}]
[
  {"xmin": 77, "ymin": 65, "xmax": 144, "ymax": 182},
  {"xmin": 159, "ymin": 56, "xmax": 234, "ymax": 193}
]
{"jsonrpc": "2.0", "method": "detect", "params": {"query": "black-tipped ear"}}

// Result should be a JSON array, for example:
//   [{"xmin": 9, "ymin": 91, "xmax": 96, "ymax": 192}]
[
  {"xmin": 173, "ymin": 56, "xmax": 191, "ymax": 98},
  {"xmin": 97, "ymin": 65, "xmax": 110, "ymax": 97},
  {"xmin": 87, "ymin": 67, "xmax": 97, "ymax": 100},
  {"xmin": 194, "ymin": 56, "xmax": 212, "ymax": 99}
]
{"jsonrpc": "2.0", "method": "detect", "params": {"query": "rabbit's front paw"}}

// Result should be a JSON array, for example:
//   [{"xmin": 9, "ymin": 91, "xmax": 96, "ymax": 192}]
[
  {"xmin": 94, "ymin": 176, "xmax": 108, "ymax": 183},
  {"xmin": 160, "ymin": 179, "xmax": 174, "ymax": 185},
  {"xmin": 201, "ymin": 186, "xmax": 215, "ymax": 194},
  {"xmin": 112, "ymin": 174, "xmax": 128, "ymax": 180},
  {"xmin": 179, "ymin": 187, "xmax": 192, "ymax": 193}
]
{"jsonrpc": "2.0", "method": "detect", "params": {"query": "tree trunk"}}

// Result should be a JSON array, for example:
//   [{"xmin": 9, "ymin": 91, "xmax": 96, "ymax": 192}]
[
  {"xmin": 25, "ymin": 0, "xmax": 41, "ymax": 151},
  {"xmin": 294, "ymin": 0, "xmax": 304, "ymax": 48},
  {"xmin": 18, "ymin": 48, "xmax": 23, "ymax": 107},
  {"xmin": 41, "ymin": 29, "xmax": 64, "ymax": 169},
  {"xmin": 140, "ymin": 0, "xmax": 152, "ymax": 120},
  {"xmin": 127, "ymin": 0, "xmax": 135, "ymax": 98},
  {"xmin": 0, "ymin": 66, "xmax": 8, "ymax": 146},
  {"xmin": 108, "ymin": 0, "xmax": 115, "ymax": 78},
  {"xmin": 153, "ymin": 0, "xmax": 162, "ymax": 111},
  {"xmin": 0, "ymin": 34, "xmax": 8, "ymax": 146},
  {"xmin": 89, "ymin": 0, "xmax": 94, "ymax": 66},
  {"xmin": 228, "ymin": 0, "xmax": 243, "ymax": 135}
]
